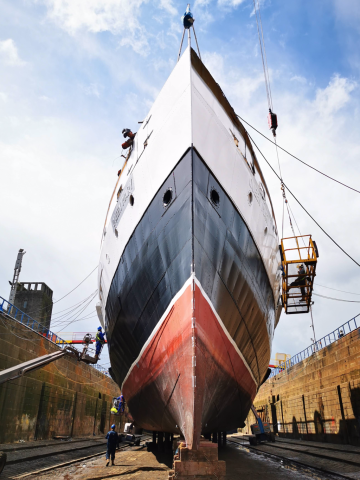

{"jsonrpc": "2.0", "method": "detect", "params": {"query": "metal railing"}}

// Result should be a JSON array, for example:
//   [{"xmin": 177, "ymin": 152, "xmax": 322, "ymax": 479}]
[
  {"xmin": 0, "ymin": 295, "xmax": 109, "ymax": 377},
  {"xmin": 269, "ymin": 313, "xmax": 359, "ymax": 378}
]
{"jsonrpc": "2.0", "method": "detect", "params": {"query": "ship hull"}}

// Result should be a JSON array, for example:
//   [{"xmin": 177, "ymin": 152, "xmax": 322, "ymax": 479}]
[
  {"xmin": 122, "ymin": 281, "xmax": 256, "ymax": 446},
  {"xmin": 105, "ymin": 148, "xmax": 276, "ymax": 446}
]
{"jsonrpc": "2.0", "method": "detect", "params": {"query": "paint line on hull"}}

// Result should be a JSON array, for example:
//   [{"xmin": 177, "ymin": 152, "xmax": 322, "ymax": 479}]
[
  {"xmin": 120, "ymin": 276, "xmax": 193, "ymax": 391},
  {"xmin": 194, "ymin": 276, "xmax": 259, "ymax": 387},
  {"xmin": 121, "ymin": 274, "xmax": 258, "ymax": 393},
  {"xmin": 122, "ymin": 281, "xmax": 257, "ymax": 442}
]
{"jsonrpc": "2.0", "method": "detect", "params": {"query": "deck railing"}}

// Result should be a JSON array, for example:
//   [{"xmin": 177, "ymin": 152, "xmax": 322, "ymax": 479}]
[
  {"xmin": 0, "ymin": 295, "xmax": 109, "ymax": 377},
  {"xmin": 269, "ymin": 313, "xmax": 360, "ymax": 378}
]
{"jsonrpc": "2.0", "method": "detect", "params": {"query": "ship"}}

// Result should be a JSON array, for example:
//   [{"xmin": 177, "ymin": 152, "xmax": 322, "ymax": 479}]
[{"xmin": 97, "ymin": 12, "xmax": 282, "ymax": 450}]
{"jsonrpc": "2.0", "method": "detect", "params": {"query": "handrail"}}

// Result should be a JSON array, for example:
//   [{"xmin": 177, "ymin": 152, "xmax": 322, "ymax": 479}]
[
  {"xmin": 269, "ymin": 314, "xmax": 359, "ymax": 378},
  {"xmin": 0, "ymin": 296, "xmax": 109, "ymax": 377}
]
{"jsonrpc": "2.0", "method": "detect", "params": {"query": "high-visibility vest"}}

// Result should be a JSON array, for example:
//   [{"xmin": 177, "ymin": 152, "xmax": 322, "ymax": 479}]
[{"xmin": 96, "ymin": 332, "xmax": 105, "ymax": 344}]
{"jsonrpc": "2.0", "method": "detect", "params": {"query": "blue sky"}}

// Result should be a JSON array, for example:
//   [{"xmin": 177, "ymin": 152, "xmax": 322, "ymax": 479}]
[{"xmin": 1, "ymin": 0, "xmax": 360, "ymax": 370}]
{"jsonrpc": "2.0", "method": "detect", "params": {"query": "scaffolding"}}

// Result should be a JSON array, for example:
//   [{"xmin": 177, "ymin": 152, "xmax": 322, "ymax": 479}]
[{"xmin": 280, "ymin": 235, "xmax": 318, "ymax": 314}]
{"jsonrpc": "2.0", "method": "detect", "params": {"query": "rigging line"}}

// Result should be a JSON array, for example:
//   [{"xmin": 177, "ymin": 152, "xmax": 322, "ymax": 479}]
[
  {"xmin": 287, "ymin": 199, "xmax": 307, "ymax": 248},
  {"xmin": 55, "ymin": 293, "xmax": 98, "ymax": 333},
  {"xmin": 53, "ymin": 266, "xmax": 98, "ymax": 304},
  {"xmin": 257, "ymin": 0, "xmax": 273, "ymax": 110},
  {"xmin": 51, "ymin": 314, "xmax": 98, "ymax": 328},
  {"xmin": 315, "ymin": 283, "xmax": 360, "ymax": 296},
  {"xmin": 313, "ymin": 292, "xmax": 360, "ymax": 303},
  {"xmin": 50, "ymin": 290, "xmax": 98, "ymax": 319},
  {"xmin": 252, "ymin": 0, "xmax": 271, "ymax": 110},
  {"xmin": 246, "ymin": 131, "xmax": 360, "ymax": 268},
  {"xmin": 236, "ymin": 114, "xmax": 360, "ymax": 194},
  {"xmin": 53, "ymin": 293, "xmax": 98, "ymax": 327},
  {"xmin": 281, "ymin": 194, "xmax": 285, "ymax": 239},
  {"xmin": 52, "ymin": 293, "xmax": 97, "ymax": 328},
  {"xmin": 23, "ymin": 266, "xmax": 98, "ymax": 319},
  {"xmin": 50, "ymin": 291, "xmax": 98, "ymax": 321}
]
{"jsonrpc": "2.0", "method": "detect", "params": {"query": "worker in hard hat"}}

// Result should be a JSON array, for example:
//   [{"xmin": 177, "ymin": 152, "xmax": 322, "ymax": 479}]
[
  {"xmin": 95, "ymin": 326, "xmax": 105, "ymax": 360},
  {"xmin": 290, "ymin": 264, "xmax": 307, "ymax": 301},
  {"xmin": 105, "ymin": 424, "xmax": 119, "ymax": 466},
  {"xmin": 117, "ymin": 394, "xmax": 125, "ymax": 414}
]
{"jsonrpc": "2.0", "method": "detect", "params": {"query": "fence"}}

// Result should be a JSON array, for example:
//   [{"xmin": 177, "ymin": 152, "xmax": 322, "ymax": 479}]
[
  {"xmin": 269, "ymin": 313, "xmax": 359, "ymax": 378},
  {"xmin": 0, "ymin": 295, "xmax": 109, "ymax": 376}
]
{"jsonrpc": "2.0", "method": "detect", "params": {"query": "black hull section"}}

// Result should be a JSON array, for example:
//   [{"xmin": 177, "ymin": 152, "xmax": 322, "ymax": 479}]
[{"xmin": 106, "ymin": 148, "xmax": 275, "ymax": 387}]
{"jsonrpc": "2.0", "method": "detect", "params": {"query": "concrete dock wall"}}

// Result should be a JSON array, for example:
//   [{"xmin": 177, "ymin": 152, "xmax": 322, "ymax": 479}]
[
  {"xmin": 0, "ymin": 312, "xmax": 123, "ymax": 443},
  {"xmin": 245, "ymin": 328, "xmax": 360, "ymax": 446}
]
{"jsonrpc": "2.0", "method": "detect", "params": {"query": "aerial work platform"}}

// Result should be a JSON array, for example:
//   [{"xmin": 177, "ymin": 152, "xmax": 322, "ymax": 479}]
[{"xmin": 280, "ymin": 235, "xmax": 318, "ymax": 314}]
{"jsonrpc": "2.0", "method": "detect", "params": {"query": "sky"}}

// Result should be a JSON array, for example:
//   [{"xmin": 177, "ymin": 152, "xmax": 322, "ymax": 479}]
[{"xmin": 0, "ymin": 0, "xmax": 360, "ymax": 371}]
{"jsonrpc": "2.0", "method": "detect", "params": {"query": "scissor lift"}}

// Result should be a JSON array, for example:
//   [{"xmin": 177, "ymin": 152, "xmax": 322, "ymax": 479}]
[{"xmin": 280, "ymin": 235, "xmax": 319, "ymax": 314}]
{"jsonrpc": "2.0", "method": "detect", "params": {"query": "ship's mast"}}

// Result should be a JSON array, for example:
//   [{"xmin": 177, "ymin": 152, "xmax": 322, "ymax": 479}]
[{"xmin": 178, "ymin": 4, "xmax": 201, "ymax": 61}]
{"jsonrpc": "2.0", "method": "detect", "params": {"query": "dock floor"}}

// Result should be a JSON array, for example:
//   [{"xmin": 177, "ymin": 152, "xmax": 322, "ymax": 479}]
[
  {"xmin": 33, "ymin": 443, "xmax": 329, "ymax": 480},
  {"xmin": 2, "ymin": 435, "xmax": 360, "ymax": 479}
]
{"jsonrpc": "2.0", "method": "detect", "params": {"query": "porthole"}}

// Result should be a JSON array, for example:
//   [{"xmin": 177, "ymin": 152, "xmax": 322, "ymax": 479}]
[
  {"xmin": 163, "ymin": 188, "xmax": 173, "ymax": 207},
  {"xmin": 264, "ymin": 227, "xmax": 268, "ymax": 235},
  {"xmin": 210, "ymin": 188, "xmax": 220, "ymax": 207},
  {"xmin": 248, "ymin": 192, "xmax": 253, "ymax": 205},
  {"xmin": 129, "ymin": 195, "xmax": 134, "ymax": 206}
]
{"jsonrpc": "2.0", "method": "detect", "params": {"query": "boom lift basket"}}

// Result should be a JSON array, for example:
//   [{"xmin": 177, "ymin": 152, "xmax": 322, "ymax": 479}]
[{"xmin": 280, "ymin": 235, "xmax": 318, "ymax": 314}]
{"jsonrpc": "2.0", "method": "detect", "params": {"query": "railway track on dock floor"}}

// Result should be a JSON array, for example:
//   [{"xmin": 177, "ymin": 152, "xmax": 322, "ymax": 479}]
[
  {"xmin": 1, "ymin": 435, "xmax": 151, "ymax": 479},
  {"xmin": 228, "ymin": 436, "xmax": 360, "ymax": 480}
]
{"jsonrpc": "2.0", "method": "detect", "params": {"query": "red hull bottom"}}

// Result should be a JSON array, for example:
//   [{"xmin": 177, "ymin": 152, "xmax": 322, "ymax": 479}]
[{"xmin": 122, "ymin": 279, "xmax": 257, "ymax": 449}]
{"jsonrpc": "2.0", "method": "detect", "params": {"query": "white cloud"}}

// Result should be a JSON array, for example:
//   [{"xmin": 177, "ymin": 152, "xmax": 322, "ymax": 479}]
[
  {"xmin": 37, "ymin": 0, "xmax": 178, "ymax": 56},
  {"xmin": 290, "ymin": 75, "xmax": 307, "ymax": 84},
  {"xmin": 314, "ymin": 74, "xmax": 357, "ymax": 116},
  {"xmin": 203, "ymin": 51, "xmax": 265, "ymax": 106},
  {"xmin": 159, "ymin": 0, "xmax": 177, "ymax": 16},
  {"xmin": 217, "ymin": 0, "xmax": 246, "ymax": 8},
  {"xmin": 82, "ymin": 83, "xmax": 101, "ymax": 98},
  {"xmin": 0, "ymin": 39, "xmax": 25, "ymax": 66}
]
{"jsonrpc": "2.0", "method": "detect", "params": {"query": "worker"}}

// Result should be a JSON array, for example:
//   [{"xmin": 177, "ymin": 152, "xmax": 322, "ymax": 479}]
[
  {"xmin": 95, "ymin": 326, "xmax": 105, "ymax": 360},
  {"xmin": 117, "ymin": 394, "xmax": 125, "ymax": 414},
  {"xmin": 111, "ymin": 406, "xmax": 118, "ymax": 415},
  {"xmin": 290, "ymin": 264, "xmax": 307, "ymax": 301},
  {"xmin": 105, "ymin": 424, "xmax": 119, "ymax": 466}
]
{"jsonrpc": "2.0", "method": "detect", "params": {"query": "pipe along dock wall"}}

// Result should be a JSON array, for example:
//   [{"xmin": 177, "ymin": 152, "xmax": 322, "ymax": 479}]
[
  {"xmin": 245, "ymin": 328, "xmax": 360, "ymax": 445},
  {"xmin": 0, "ymin": 312, "xmax": 123, "ymax": 443}
]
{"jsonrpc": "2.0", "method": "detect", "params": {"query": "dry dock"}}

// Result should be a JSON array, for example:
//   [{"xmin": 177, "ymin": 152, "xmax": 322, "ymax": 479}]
[{"xmin": 2, "ymin": 435, "xmax": 360, "ymax": 480}]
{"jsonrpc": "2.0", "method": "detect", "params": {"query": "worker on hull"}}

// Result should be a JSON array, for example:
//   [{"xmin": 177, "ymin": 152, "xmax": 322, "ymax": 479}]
[
  {"xmin": 95, "ymin": 326, "xmax": 105, "ymax": 360},
  {"xmin": 290, "ymin": 264, "xmax": 307, "ymax": 301},
  {"xmin": 105, "ymin": 424, "xmax": 119, "ymax": 466},
  {"xmin": 117, "ymin": 394, "xmax": 125, "ymax": 414}
]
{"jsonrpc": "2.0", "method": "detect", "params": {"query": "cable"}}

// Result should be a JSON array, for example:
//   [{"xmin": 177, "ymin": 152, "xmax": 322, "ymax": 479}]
[
  {"xmin": 237, "ymin": 114, "xmax": 360, "ymax": 195},
  {"xmin": 50, "ymin": 291, "xmax": 98, "ymax": 318},
  {"xmin": 245, "ymin": 129, "xmax": 360, "ymax": 268},
  {"xmin": 314, "ymin": 283, "xmax": 360, "ymax": 296},
  {"xmin": 22, "ymin": 266, "xmax": 98, "ymax": 319},
  {"xmin": 252, "ymin": 0, "xmax": 272, "ymax": 111},
  {"xmin": 55, "ymin": 292, "xmax": 98, "ymax": 333},
  {"xmin": 313, "ymin": 292, "xmax": 360, "ymax": 303},
  {"xmin": 52, "ymin": 265, "xmax": 98, "ymax": 304},
  {"xmin": 50, "ymin": 291, "xmax": 98, "ymax": 323}
]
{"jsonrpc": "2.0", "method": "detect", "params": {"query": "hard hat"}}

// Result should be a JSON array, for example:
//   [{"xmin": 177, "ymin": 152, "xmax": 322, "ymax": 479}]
[
  {"xmin": 97, "ymin": 326, "xmax": 102, "ymax": 331},
  {"xmin": 111, "ymin": 424, "xmax": 116, "ymax": 429}
]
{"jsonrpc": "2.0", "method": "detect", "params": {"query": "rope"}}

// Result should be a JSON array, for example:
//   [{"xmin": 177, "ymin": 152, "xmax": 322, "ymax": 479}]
[
  {"xmin": 246, "ymin": 131, "xmax": 360, "ymax": 268},
  {"xmin": 237, "ymin": 114, "xmax": 360, "ymax": 195},
  {"xmin": 252, "ymin": 0, "xmax": 272, "ymax": 111},
  {"xmin": 313, "ymin": 292, "xmax": 360, "ymax": 303},
  {"xmin": 315, "ymin": 284, "xmax": 360, "ymax": 296}
]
